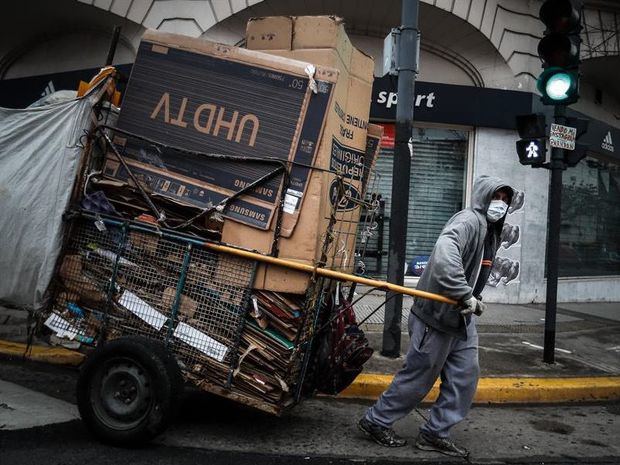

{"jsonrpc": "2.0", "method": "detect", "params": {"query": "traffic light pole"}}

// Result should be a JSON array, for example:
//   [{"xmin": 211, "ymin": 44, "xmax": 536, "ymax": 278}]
[
  {"xmin": 382, "ymin": 0, "xmax": 419, "ymax": 357},
  {"xmin": 543, "ymin": 104, "xmax": 566, "ymax": 364}
]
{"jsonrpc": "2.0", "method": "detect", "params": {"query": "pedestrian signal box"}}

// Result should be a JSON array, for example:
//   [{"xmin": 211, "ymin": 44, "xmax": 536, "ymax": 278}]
[
  {"xmin": 516, "ymin": 113, "xmax": 547, "ymax": 166},
  {"xmin": 517, "ymin": 139, "xmax": 546, "ymax": 165}
]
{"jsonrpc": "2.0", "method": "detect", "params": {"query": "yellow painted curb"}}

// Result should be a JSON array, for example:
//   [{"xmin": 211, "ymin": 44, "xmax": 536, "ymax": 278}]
[
  {"xmin": 0, "ymin": 340, "xmax": 85, "ymax": 366},
  {"xmin": 339, "ymin": 373, "xmax": 620, "ymax": 403},
  {"xmin": 2, "ymin": 338, "xmax": 619, "ymax": 403}
]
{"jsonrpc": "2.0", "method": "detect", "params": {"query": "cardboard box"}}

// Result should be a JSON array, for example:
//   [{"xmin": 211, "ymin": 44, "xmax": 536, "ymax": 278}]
[
  {"xmin": 129, "ymin": 229, "xmax": 159, "ymax": 256},
  {"xmin": 336, "ymin": 122, "xmax": 382, "ymax": 271},
  {"xmin": 112, "ymin": 30, "xmax": 338, "ymax": 232},
  {"xmin": 103, "ymin": 149, "xmax": 278, "ymax": 230},
  {"xmin": 162, "ymin": 287, "xmax": 198, "ymax": 319},
  {"xmin": 245, "ymin": 15, "xmax": 293, "ymax": 50},
  {"xmin": 247, "ymin": 16, "xmax": 354, "ymax": 68},
  {"xmin": 222, "ymin": 16, "xmax": 374, "ymax": 293},
  {"xmin": 247, "ymin": 117, "xmax": 380, "ymax": 291}
]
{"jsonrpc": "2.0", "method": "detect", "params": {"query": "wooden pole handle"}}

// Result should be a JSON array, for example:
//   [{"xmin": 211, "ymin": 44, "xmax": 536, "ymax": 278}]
[{"xmin": 202, "ymin": 242, "xmax": 458, "ymax": 306}]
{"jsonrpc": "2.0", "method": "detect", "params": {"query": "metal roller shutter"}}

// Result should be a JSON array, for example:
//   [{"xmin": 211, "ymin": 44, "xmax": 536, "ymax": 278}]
[{"xmin": 361, "ymin": 125, "xmax": 468, "ymax": 277}]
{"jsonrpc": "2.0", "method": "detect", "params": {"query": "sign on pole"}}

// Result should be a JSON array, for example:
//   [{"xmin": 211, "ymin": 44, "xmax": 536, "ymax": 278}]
[{"xmin": 550, "ymin": 123, "xmax": 577, "ymax": 150}]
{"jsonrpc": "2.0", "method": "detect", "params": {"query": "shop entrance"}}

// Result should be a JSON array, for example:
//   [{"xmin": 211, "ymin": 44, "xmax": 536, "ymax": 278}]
[{"xmin": 360, "ymin": 124, "xmax": 469, "ymax": 278}]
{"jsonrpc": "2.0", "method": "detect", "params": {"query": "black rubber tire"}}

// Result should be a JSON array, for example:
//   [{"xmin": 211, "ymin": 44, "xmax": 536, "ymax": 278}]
[{"xmin": 77, "ymin": 336, "xmax": 183, "ymax": 446}]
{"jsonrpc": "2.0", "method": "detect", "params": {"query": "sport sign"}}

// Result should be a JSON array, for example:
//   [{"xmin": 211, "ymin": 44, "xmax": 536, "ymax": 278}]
[{"xmin": 550, "ymin": 123, "xmax": 576, "ymax": 150}]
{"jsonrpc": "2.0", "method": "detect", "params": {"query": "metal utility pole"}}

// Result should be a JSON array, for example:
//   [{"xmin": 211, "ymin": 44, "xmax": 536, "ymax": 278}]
[
  {"xmin": 382, "ymin": 0, "xmax": 419, "ymax": 357},
  {"xmin": 525, "ymin": 0, "xmax": 585, "ymax": 364},
  {"xmin": 543, "ymin": 104, "xmax": 566, "ymax": 364},
  {"xmin": 105, "ymin": 26, "xmax": 122, "ymax": 66}
]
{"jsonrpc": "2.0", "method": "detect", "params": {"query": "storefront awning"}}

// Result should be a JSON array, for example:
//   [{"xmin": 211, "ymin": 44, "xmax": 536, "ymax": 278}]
[{"xmin": 1, "ymin": 66, "xmax": 618, "ymax": 161}]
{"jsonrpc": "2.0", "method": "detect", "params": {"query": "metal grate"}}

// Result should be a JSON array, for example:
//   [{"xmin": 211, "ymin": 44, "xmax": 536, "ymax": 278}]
[
  {"xmin": 47, "ymin": 216, "xmax": 255, "ymax": 385},
  {"xmin": 43, "ymin": 213, "xmax": 331, "ymax": 413}
]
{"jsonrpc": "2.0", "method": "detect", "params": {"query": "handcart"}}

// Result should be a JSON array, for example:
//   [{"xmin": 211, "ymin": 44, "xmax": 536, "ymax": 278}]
[
  {"xmin": 33, "ymin": 67, "xmax": 455, "ymax": 446},
  {"xmin": 45, "ymin": 208, "xmax": 454, "ymax": 445}
]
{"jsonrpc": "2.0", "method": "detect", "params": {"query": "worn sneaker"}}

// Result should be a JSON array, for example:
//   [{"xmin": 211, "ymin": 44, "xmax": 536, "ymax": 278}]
[
  {"xmin": 357, "ymin": 417, "xmax": 407, "ymax": 447},
  {"xmin": 415, "ymin": 431, "xmax": 469, "ymax": 457}
]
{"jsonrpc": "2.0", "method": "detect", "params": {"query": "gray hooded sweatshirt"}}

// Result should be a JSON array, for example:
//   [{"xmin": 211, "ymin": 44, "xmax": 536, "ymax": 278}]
[{"xmin": 412, "ymin": 175, "xmax": 514, "ymax": 339}]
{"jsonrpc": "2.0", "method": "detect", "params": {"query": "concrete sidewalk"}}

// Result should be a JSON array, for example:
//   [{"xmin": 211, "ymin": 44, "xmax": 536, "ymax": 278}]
[
  {"xmin": 352, "ymin": 291, "xmax": 620, "ymax": 374},
  {"xmin": 340, "ymin": 291, "xmax": 620, "ymax": 402},
  {"xmin": 0, "ymin": 379, "xmax": 79, "ymax": 430},
  {"xmin": 1, "ymin": 297, "xmax": 620, "ymax": 403}
]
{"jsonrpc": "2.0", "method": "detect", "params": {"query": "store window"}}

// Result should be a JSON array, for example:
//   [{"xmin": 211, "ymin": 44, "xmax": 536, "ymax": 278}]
[
  {"xmin": 559, "ymin": 155, "xmax": 620, "ymax": 277},
  {"xmin": 360, "ymin": 124, "xmax": 469, "ymax": 277}
]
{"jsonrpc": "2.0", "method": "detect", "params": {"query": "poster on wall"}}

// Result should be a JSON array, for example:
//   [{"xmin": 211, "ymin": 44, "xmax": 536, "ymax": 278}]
[{"xmin": 487, "ymin": 189, "xmax": 525, "ymax": 287}]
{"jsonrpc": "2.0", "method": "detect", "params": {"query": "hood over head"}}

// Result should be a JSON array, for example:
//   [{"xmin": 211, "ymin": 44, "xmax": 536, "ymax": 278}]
[{"xmin": 471, "ymin": 175, "xmax": 514, "ymax": 218}]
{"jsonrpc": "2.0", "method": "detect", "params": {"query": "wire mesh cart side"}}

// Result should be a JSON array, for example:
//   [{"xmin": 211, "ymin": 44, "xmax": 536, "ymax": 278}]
[{"xmin": 46, "ymin": 212, "xmax": 324, "ymax": 420}]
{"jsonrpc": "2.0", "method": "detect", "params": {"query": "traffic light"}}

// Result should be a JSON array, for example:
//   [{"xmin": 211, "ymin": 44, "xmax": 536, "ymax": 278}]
[
  {"xmin": 516, "ymin": 113, "xmax": 547, "ymax": 166},
  {"xmin": 537, "ymin": 0, "xmax": 583, "ymax": 105}
]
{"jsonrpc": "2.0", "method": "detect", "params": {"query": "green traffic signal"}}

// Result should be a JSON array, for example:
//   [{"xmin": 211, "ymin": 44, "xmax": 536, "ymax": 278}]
[
  {"xmin": 536, "ymin": 67, "xmax": 578, "ymax": 105},
  {"xmin": 537, "ymin": 0, "xmax": 582, "ymax": 107},
  {"xmin": 545, "ymin": 72, "xmax": 572, "ymax": 99}
]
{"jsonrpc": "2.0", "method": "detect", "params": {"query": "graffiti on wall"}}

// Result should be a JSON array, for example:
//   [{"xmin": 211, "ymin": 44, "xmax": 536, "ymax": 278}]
[{"xmin": 488, "ymin": 189, "xmax": 524, "ymax": 287}]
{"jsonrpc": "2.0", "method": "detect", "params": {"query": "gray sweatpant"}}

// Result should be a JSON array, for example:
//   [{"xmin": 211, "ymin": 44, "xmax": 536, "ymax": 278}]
[{"xmin": 365, "ymin": 311, "xmax": 479, "ymax": 438}]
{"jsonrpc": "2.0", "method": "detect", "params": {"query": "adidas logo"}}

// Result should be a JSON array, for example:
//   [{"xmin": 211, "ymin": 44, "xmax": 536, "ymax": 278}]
[
  {"xmin": 41, "ymin": 81, "xmax": 56, "ymax": 97},
  {"xmin": 601, "ymin": 131, "xmax": 614, "ymax": 152}
]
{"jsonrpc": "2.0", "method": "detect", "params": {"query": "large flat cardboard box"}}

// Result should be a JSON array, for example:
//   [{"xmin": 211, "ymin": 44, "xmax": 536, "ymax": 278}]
[
  {"xmin": 111, "ymin": 30, "xmax": 338, "ymax": 232},
  {"xmin": 222, "ymin": 16, "xmax": 375, "ymax": 293}
]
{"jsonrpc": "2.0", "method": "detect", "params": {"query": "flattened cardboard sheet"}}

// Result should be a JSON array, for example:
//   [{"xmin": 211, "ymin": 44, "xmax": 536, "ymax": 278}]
[{"xmin": 104, "ymin": 156, "xmax": 276, "ymax": 229}]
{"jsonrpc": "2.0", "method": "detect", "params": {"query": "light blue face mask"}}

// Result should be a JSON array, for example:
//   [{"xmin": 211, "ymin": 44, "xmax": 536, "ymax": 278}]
[{"xmin": 487, "ymin": 200, "xmax": 508, "ymax": 222}]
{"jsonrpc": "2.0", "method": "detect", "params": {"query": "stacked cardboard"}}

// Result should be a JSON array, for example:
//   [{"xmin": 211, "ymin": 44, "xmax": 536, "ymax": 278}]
[
  {"xmin": 89, "ymin": 27, "xmax": 349, "ymax": 408},
  {"xmin": 223, "ymin": 16, "xmax": 377, "ymax": 293},
  {"xmin": 101, "ymin": 20, "xmax": 377, "ymax": 295},
  {"xmin": 235, "ymin": 290, "xmax": 304, "ymax": 401}
]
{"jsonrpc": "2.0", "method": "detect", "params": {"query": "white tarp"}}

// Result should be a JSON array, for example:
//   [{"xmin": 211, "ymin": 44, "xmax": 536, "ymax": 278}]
[{"xmin": 0, "ymin": 93, "xmax": 96, "ymax": 310}]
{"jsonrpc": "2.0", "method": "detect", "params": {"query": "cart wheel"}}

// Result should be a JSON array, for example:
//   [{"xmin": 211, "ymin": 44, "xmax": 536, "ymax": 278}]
[{"xmin": 77, "ymin": 336, "xmax": 183, "ymax": 446}]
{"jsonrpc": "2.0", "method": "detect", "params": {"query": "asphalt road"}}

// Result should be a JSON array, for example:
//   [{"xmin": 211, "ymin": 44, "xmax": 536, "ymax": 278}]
[
  {"xmin": 2, "ymin": 418, "xmax": 619, "ymax": 465},
  {"xmin": 1, "ymin": 358, "xmax": 619, "ymax": 465}
]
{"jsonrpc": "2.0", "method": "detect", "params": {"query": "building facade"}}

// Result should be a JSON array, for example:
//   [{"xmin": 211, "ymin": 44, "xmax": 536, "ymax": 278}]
[{"xmin": 2, "ymin": 0, "xmax": 619, "ymax": 302}]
